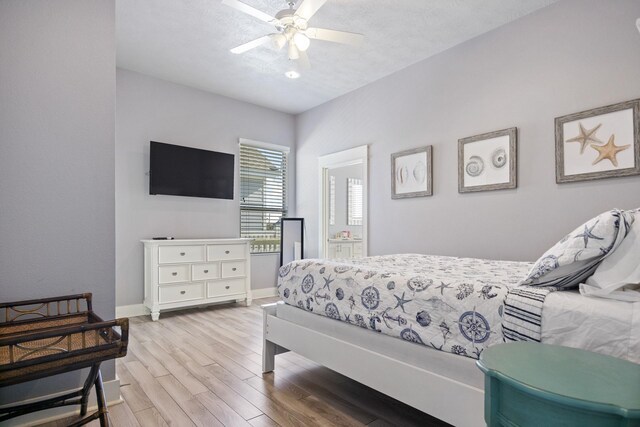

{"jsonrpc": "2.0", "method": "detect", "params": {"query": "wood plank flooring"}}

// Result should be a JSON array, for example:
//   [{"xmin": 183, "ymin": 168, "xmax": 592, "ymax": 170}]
[{"xmin": 36, "ymin": 298, "xmax": 449, "ymax": 427}]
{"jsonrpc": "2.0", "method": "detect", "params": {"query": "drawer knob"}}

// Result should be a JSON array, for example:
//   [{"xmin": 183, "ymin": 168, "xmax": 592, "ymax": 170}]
[
  {"xmin": 232, "ymin": 267, "xmax": 237, "ymax": 271},
  {"xmin": 204, "ymin": 270, "xmax": 209, "ymax": 273},
  {"xmin": 225, "ymin": 250, "xmax": 230, "ymax": 254},
  {"xmin": 225, "ymin": 286, "xmax": 230, "ymax": 289},
  {"xmin": 180, "ymin": 290, "xmax": 186, "ymax": 294},
  {"xmin": 180, "ymin": 252, "xmax": 186, "ymax": 256},
  {"xmin": 172, "ymin": 272, "xmax": 178, "ymax": 276}
]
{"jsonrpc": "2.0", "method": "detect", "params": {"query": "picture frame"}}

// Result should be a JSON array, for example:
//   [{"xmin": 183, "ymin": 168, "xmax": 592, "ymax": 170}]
[
  {"xmin": 555, "ymin": 98, "xmax": 640, "ymax": 183},
  {"xmin": 458, "ymin": 127, "xmax": 517, "ymax": 193},
  {"xmin": 391, "ymin": 146, "xmax": 433, "ymax": 199}
]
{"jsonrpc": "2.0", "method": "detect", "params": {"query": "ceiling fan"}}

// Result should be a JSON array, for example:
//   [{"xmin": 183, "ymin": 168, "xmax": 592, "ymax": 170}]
[{"xmin": 222, "ymin": 0, "xmax": 364, "ymax": 73}]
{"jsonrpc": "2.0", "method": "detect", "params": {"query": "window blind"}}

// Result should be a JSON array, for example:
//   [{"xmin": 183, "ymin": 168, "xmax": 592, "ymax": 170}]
[
  {"xmin": 240, "ymin": 143, "xmax": 288, "ymax": 253},
  {"xmin": 347, "ymin": 178, "xmax": 363, "ymax": 226},
  {"xmin": 329, "ymin": 175, "xmax": 336, "ymax": 226}
]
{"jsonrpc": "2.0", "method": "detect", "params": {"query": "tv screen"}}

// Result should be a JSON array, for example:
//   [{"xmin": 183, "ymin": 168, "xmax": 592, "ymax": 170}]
[{"xmin": 150, "ymin": 141, "xmax": 234, "ymax": 199}]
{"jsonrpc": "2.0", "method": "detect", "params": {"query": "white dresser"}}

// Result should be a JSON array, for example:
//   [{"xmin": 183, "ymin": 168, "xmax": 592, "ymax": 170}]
[{"xmin": 142, "ymin": 238, "xmax": 252, "ymax": 321}]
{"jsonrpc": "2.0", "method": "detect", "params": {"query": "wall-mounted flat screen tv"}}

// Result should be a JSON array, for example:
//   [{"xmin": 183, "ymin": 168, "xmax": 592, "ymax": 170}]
[{"xmin": 150, "ymin": 141, "xmax": 234, "ymax": 199}]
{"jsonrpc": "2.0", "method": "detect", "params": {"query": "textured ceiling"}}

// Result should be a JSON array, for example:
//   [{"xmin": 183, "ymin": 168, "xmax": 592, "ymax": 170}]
[{"xmin": 116, "ymin": 0, "xmax": 557, "ymax": 114}]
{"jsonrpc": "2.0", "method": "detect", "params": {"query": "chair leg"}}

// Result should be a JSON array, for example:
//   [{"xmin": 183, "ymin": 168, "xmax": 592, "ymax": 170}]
[
  {"xmin": 94, "ymin": 369, "xmax": 110, "ymax": 427},
  {"xmin": 80, "ymin": 364, "xmax": 101, "ymax": 416}
]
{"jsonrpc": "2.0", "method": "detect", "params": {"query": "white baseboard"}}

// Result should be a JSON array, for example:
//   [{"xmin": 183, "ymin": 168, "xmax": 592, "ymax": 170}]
[
  {"xmin": 115, "ymin": 303, "xmax": 148, "ymax": 318},
  {"xmin": 115, "ymin": 289, "xmax": 277, "ymax": 318},
  {"xmin": 1, "ymin": 379, "xmax": 121, "ymax": 427},
  {"xmin": 252, "ymin": 287, "xmax": 278, "ymax": 299}
]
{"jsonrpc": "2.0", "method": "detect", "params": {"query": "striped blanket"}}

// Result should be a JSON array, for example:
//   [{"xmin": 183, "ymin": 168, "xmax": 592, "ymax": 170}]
[{"xmin": 502, "ymin": 286, "xmax": 553, "ymax": 342}]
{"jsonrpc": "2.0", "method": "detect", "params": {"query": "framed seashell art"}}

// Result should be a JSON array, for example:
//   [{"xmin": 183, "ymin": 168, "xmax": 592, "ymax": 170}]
[
  {"xmin": 555, "ymin": 98, "xmax": 640, "ymax": 183},
  {"xmin": 391, "ymin": 146, "xmax": 433, "ymax": 199},
  {"xmin": 458, "ymin": 127, "xmax": 517, "ymax": 193}
]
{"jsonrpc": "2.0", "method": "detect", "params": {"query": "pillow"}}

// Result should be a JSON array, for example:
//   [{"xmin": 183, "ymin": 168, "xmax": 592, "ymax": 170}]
[
  {"xmin": 580, "ymin": 209, "xmax": 640, "ymax": 301},
  {"xmin": 522, "ymin": 208, "xmax": 635, "ymax": 289}
]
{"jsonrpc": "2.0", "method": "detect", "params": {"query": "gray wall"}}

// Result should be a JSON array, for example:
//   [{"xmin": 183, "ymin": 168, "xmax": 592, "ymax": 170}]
[
  {"xmin": 296, "ymin": 0, "xmax": 640, "ymax": 261},
  {"xmin": 116, "ymin": 69, "xmax": 295, "ymax": 307},
  {"xmin": 0, "ymin": 0, "xmax": 116, "ymax": 403}
]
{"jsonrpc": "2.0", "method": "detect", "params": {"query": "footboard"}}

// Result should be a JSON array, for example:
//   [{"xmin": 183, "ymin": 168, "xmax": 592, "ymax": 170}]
[{"xmin": 261, "ymin": 302, "xmax": 484, "ymax": 427}]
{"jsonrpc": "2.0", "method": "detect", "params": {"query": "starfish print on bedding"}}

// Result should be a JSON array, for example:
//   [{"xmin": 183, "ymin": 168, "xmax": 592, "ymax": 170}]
[
  {"xmin": 590, "ymin": 134, "xmax": 630, "ymax": 167},
  {"xmin": 566, "ymin": 122, "xmax": 603, "ymax": 154},
  {"xmin": 435, "ymin": 281, "xmax": 451, "ymax": 295},
  {"xmin": 574, "ymin": 221, "xmax": 604, "ymax": 248},
  {"xmin": 393, "ymin": 292, "xmax": 413, "ymax": 313},
  {"xmin": 322, "ymin": 275, "xmax": 334, "ymax": 291}
]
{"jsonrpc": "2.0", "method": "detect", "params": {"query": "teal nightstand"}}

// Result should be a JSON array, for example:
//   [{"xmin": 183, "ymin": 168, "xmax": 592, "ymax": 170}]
[{"xmin": 477, "ymin": 342, "xmax": 640, "ymax": 427}]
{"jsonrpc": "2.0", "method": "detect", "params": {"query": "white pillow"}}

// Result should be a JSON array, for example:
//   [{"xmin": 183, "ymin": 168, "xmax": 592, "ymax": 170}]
[{"xmin": 580, "ymin": 209, "xmax": 640, "ymax": 302}]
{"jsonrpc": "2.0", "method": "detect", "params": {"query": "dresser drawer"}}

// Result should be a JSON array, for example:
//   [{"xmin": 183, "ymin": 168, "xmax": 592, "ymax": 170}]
[
  {"xmin": 158, "ymin": 264, "xmax": 190, "ymax": 284},
  {"xmin": 159, "ymin": 283, "xmax": 204, "ymax": 304},
  {"xmin": 221, "ymin": 261, "xmax": 245, "ymax": 278},
  {"xmin": 207, "ymin": 244, "xmax": 245, "ymax": 261},
  {"xmin": 207, "ymin": 279, "xmax": 245, "ymax": 298},
  {"xmin": 192, "ymin": 263, "xmax": 219, "ymax": 281},
  {"xmin": 159, "ymin": 245, "xmax": 205, "ymax": 264}
]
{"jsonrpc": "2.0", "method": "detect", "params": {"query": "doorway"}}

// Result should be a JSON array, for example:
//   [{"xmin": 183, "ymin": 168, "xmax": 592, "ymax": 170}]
[{"xmin": 318, "ymin": 145, "xmax": 368, "ymax": 259}]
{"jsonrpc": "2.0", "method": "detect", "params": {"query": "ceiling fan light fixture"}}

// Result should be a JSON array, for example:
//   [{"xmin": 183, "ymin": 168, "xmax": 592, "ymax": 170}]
[
  {"xmin": 288, "ymin": 42, "xmax": 300, "ymax": 60},
  {"xmin": 293, "ymin": 32, "xmax": 310, "ymax": 51},
  {"xmin": 272, "ymin": 33, "xmax": 287, "ymax": 50},
  {"xmin": 285, "ymin": 70, "xmax": 300, "ymax": 79}
]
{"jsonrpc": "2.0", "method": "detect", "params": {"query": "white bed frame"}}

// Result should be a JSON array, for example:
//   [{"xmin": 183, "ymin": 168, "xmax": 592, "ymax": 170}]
[{"xmin": 262, "ymin": 303, "xmax": 485, "ymax": 427}]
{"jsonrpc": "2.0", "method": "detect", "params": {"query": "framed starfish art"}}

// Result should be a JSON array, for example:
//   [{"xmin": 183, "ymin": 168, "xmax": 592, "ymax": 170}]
[{"xmin": 555, "ymin": 98, "xmax": 640, "ymax": 183}]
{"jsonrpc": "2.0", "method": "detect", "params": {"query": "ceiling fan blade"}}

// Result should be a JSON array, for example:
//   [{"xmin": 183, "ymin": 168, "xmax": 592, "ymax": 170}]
[
  {"xmin": 306, "ymin": 27, "xmax": 364, "ymax": 46},
  {"xmin": 222, "ymin": 0, "xmax": 278, "ymax": 24},
  {"xmin": 295, "ymin": 0, "xmax": 327, "ymax": 21},
  {"xmin": 230, "ymin": 35, "xmax": 272, "ymax": 54},
  {"xmin": 297, "ymin": 50, "xmax": 311, "ymax": 69}
]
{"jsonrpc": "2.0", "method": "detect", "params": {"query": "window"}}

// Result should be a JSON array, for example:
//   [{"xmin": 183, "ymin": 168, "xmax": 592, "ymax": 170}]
[
  {"xmin": 240, "ymin": 141, "xmax": 288, "ymax": 253},
  {"xmin": 329, "ymin": 175, "xmax": 336, "ymax": 226},
  {"xmin": 347, "ymin": 178, "xmax": 363, "ymax": 226}
]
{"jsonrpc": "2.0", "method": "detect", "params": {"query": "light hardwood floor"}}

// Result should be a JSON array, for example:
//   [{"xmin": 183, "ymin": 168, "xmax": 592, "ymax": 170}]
[{"xmin": 37, "ymin": 298, "xmax": 449, "ymax": 427}]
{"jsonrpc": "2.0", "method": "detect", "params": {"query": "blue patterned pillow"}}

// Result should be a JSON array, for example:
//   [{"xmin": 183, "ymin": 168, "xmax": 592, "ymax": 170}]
[{"xmin": 522, "ymin": 209, "xmax": 635, "ymax": 289}]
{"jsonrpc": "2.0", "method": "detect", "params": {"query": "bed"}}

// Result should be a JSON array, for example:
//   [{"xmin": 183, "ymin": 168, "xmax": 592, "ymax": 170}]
[{"xmin": 262, "ymin": 253, "xmax": 640, "ymax": 426}]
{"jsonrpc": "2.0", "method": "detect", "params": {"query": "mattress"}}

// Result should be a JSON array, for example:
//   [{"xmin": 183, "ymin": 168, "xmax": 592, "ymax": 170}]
[{"xmin": 277, "ymin": 254, "xmax": 531, "ymax": 359}]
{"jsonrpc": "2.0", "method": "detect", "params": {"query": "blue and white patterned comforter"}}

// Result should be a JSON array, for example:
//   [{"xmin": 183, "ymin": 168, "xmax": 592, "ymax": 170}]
[{"xmin": 277, "ymin": 254, "xmax": 532, "ymax": 359}]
